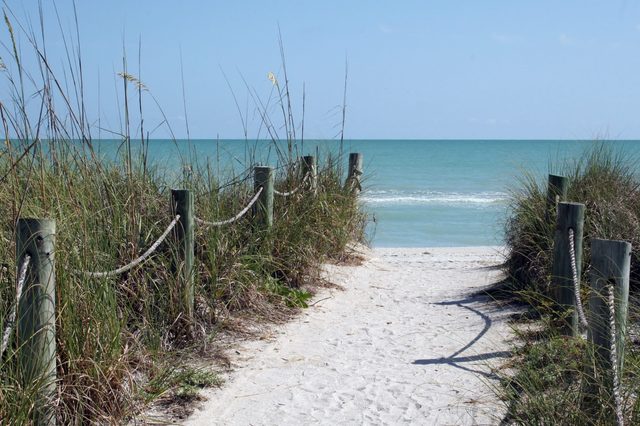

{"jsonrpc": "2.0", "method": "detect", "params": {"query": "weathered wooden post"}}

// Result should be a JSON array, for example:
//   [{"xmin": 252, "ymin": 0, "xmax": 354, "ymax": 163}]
[
  {"xmin": 588, "ymin": 239, "xmax": 631, "ymax": 384},
  {"xmin": 546, "ymin": 174, "xmax": 569, "ymax": 223},
  {"xmin": 551, "ymin": 202, "xmax": 585, "ymax": 336},
  {"xmin": 302, "ymin": 155, "xmax": 317, "ymax": 195},
  {"xmin": 346, "ymin": 152, "xmax": 363, "ymax": 193},
  {"xmin": 171, "ymin": 190, "xmax": 194, "ymax": 320},
  {"xmin": 17, "ymin": 218, "xmax": 56, "ymax": 425},
  {"xmin": 253, "ymin": 166, "xmax": 274, "ymax": 229}
]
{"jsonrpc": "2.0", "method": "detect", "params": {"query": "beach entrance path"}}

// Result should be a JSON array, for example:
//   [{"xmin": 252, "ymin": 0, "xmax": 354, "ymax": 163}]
[{"xmin": 185, "ymin": 247, "xmax": 517, "ymax": 425}]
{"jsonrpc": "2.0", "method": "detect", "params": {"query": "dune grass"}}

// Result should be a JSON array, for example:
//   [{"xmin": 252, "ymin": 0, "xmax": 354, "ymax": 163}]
[
  {"xmin": 0, "ymin": 7, "xmax": 367, "ymax": 424},
  {"xmin": 501, "ymin": 143, "xmax": 640, "ymax": 424}
]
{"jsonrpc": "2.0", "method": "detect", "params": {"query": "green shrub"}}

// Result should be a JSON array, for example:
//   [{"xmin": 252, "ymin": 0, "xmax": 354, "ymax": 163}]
[
  {"xmin": 0, "ymin": 7, "xmax": 367, "ymax": 423},
  {"xmin": 501, "ymin": 143, "xmax": 640, "ymax": 424},
  {"xmin": 505, "ymin": 144, "xmax": 640, "ymax": 295}
]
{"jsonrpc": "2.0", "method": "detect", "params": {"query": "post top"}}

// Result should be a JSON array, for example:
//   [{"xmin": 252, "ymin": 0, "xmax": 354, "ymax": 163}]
[
  {"xmin": 591, "ymin": 238, "xmax": 632, "ymax": 249},
  {"xmin": 17, "ymin": 218, "xmax": 56, "ymax": 228},
  {"xmin": 170, "ymin": 188, "xmax": 192, "ymax": 195}
]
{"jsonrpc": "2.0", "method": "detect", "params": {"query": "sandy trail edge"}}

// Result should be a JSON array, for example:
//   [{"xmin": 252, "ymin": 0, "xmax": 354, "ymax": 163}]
[{"xmin": 184, "ymin": 246, "xmax": 518, "ymax": 425}]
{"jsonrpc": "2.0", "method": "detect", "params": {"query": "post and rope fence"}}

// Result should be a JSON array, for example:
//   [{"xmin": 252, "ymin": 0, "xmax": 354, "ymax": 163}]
[
  {"xmin": 195, "ymin": 188, "xmax": 263, "ymax": 227},
  {"xmin": 273, "ymin": 174, "xmax": 308, "ymax": 197},
  {"xmin": 253, "ymin": 166, "xmax": 274, "ymax": 229},
  {"xmin": 551, "ymin": 201, "xmax": 585, "ymax": 336},
  {"xmin": 587, "ymin": 239, "xmax": 629, "ymax": 426},
  {"xmin": 1, "ymin": 153, "xmax": 362, "ymax": 424},
  {"xmin": 568, "ymin": 228, "xmax": 589, "ymax": 329},
  {"xmin": 1, "ymin": 254, "xmax": 30, "ymax": 356},
  {"xmin": 78, "ymin": 216, "xmax": 180, "ymax": 278},
  {"xmin": 272, "ymin": 156, "xmax": 318, "ymax": 198},
  {"xmin": 346, "ymin": 152, "xmax": 363, "ymax": 193},
  {"xmin": 548, "ymin": 176, "xmax": 629, "ymax": 425},
  {"xmin": 17, "ymin": 219, "xmax": 57, "ymax": 425},
  {"xmin": 546, "ymin": 174, "xmax": 569, "ymax": 223},
  {"xmin": 171, "ymin": 189, "xmax": 195, "ymax": 321},
  {"xmin": 302, "ymin": 155, "xmax": 317, "ymax": 195}
]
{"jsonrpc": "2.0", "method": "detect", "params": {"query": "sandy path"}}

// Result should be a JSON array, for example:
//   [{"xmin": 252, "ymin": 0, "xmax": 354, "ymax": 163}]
[{"xmin": 185, "ymin": 247, "xmax": 517, "ymax": 425}]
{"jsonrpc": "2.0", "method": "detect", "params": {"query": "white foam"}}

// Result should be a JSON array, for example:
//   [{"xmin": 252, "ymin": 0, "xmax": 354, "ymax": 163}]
[{"xmin": 361, "ymin": 190, "xmax": 508, "ymax": 206}]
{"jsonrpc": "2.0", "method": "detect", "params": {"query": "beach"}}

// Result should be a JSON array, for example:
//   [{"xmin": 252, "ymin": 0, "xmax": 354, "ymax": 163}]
[{"xmin": 185, "ymin": 246, "xmax": 518, "ymax": 425}]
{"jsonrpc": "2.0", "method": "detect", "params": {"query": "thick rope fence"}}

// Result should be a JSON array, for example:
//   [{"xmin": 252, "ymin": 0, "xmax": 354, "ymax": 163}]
[
  {"xmin": 607, "ymin": 284, "xmax": 624, "ymax": 426},
  {"xmin": 568, "ymin": 228, "xmax": 624, "ymax": 426},
  {"xmin": 567, "ymin": 228, "xmax": 624, "ymax": 425},
  {"xmin": 568, "ymin": 228, "xmax": 589, "ymax": 329},
  {"xmin": 195, "ymin": 187, "xmax": 263, "ymax": 227},
  {"xmin": 2, "ymin": 154, "xmax": 364, "ymax": 424},
  {"xmin": 552, "ymin": 195, "xmax": 628, "ymax": 426},
  {"xmin": 273, "ymin": 173, "xmax": 308, "ymax": 197},
  {"xmin": 78, "ymin": 215, "xmax": 180, "ymax": 278},
  {"xmin": 70, "ymin": 157, "xmax": 329, "ymax": 277},
  {"xmin": 1, "ymin": 254, "xmax": 30, "ymax": 356}
]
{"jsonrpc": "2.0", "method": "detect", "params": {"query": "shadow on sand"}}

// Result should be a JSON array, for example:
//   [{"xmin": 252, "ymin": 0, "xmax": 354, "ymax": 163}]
[{"xmin": 412, "ymin": 290, "xmax": 513, "ymax": 380}]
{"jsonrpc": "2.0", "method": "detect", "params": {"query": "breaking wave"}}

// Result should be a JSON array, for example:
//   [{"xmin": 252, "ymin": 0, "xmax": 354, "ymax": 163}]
[{"xmin": 361, "ymin": 190, "xmax": 508, "ymax": 206}]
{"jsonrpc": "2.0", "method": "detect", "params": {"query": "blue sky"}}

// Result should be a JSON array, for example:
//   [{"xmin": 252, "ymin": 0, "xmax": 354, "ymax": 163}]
[{"xmin": 2, "ymin": 0, "xmax": 640, "ymax": 139}]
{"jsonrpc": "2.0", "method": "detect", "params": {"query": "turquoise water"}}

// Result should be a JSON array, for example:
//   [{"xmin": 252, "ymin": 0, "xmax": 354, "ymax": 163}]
[
  {"xmin": 352, "ymin": 140, "xmax": 616, "ymax": 247},
  {"xmin": 90, "ymin": 139, "xmax": 640, "ymax": 248}
]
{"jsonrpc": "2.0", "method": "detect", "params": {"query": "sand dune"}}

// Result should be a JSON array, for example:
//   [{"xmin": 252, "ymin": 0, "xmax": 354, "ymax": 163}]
[{"xmin": 185, "ymin": 246, "xmax": 517, "ymax": 425}]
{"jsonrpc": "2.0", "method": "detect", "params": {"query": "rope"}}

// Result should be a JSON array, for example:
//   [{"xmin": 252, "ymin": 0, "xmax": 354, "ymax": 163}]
[
  {"xmin": 195, "ymin": 187, "xmax": 263, "ymax": 227},
  {"xmin": 274, "ymin": 173, "xmax": 308, "ymax": 197},
  {"xmin": 567, "ymin": 229, "xmax": 623, "ymax": 423},
  {"xmin": 346, "ymin": 169, "xmax": 363, "ymax": 192},
  {"xmin": 1, "ymin": 255, "xmax": 30, "ymax": 356},
  {"xmin": 568, "ymin": 228, "xmax": 589, "ymax": 328},
  {"xmin": 78, "ymin": 215, "xmax": 180, "ymax": 278},
  {"xmin": 607, "ymin": 284, "xmax": 624, "ymax": 426}
]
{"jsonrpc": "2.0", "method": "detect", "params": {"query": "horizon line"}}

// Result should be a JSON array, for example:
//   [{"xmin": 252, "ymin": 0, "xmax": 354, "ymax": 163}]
[{"xmin": 78, "ymin": 138, "xmax": 640, "ymax": 142}]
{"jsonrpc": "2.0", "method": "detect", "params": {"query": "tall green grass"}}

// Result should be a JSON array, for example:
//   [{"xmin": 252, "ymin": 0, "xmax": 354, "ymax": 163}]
[
  {"xmin": 505, "ymin": 144, "xmax": 640, "ymax": 295},
  {"xmin": 501, "ymin": 144, "xmax": 640, "ymax": 424},
  {"xmin": 0, "ymin": 7, "xmax": 367, "ymax": 424}
]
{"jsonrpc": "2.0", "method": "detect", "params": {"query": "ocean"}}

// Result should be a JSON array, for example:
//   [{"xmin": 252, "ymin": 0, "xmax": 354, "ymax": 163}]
[{"xmin": 92, "ymin": 139, "xmax": 640, "ymax": 248}]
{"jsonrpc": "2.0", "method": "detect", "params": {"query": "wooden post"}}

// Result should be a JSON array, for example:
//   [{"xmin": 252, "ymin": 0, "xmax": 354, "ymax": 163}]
[
  {"xmin": 546, "ymin": 174, "xmax": 569, "ymax": 223},
  {"xmin": 346, "ymin": 152, "xmax": 363, "ymax": 193},
  {"xmin": 171, "ymin": 189, "xmax": 194, "ymax": 319},
  {"xmin": 551, "ymin": 202, "xmax": 585, "ymax": 336},
  {"xmin": 17, "ymin": 218, "xmax": 56, "ymax": 425},
  {"xmin": 588, "ymin": 238, "xmax": 631, "ymax": 380},
  {"xmin": 254, "ymin": 166, "xmax": 274, "ymax": 229},
  {"xmin": 302, "ymin": 155, "xmax": 317, "ymax": 195}
]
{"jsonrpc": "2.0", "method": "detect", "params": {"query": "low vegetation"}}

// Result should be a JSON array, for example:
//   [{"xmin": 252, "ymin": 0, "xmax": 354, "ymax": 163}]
[
  {"xmin": 502, "ymin": 144, "xmax": 640, "ymax": 424},
  {"xmin": 0, "ymin": 7, "xmax": 367, "ymax": 424}
]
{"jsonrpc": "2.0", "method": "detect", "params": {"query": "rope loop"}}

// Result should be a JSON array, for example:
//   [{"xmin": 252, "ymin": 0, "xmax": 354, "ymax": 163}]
[
  {"xmin": 274, "ymin": 173, "xmax": 308, "ymax": 197},
  {"xmin": 607, "ymin": 283, "xmax": 624, "ymax": 426},
  {"xmin": 195, "ymin": 187, "xmax": 263, "ymax": 227},
  {"xmin": 77, "ymin": 215, "xmax": 180, "ymax": 278},
  {"xmin": 1, "ymin": 254, "xmax": 31, "ymax": 356},
  {"xmin": 568, "ymin": 228, "xmax": 589, "ymax": 328}
]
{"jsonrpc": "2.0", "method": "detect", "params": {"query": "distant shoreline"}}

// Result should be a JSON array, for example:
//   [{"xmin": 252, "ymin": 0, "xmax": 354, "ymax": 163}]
[{"xmin": 53, "ymin": 138, "xmax": 640, "ymax": 142}]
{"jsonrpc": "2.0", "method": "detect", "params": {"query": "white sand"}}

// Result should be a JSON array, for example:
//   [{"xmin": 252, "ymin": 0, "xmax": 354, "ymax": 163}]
[{"xmin": 184, "ymin": 246, "xmax": 518, "ymax": 425}]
